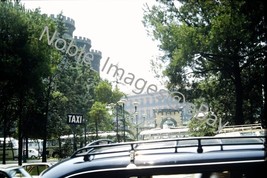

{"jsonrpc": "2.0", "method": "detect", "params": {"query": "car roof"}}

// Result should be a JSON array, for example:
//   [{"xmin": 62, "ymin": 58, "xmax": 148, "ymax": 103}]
[
  {"xmin": 22, "ymin": 162, "xmax": 54, "ymax": 166},
  {"xmin": 40, "ymin": 135, "xmax": 266, "ymax": 178},
  {"xmin": 0, "ymin": 164, "xmax": 21, "ymax": 170},
  {"xmin": 0, "ymin": 164, "xmax": 33, "ymax": 178}
]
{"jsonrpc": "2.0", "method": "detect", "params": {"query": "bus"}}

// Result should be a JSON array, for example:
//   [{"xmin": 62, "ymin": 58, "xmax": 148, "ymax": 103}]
[
  {"xmin": 139, "ymin": 127, "xmax": 189, "ymax": 140},
  {"xmin": 45, "ymin": 132, "xmax": 118, "ymax": 158},
  {"xmin": 0, "ymin": 137, "xmax": 18, "ymax": 160},
  {"xmin": 25, "ymin": 137, "xmax": 72, "ymax": 159},
  {"xmin": 216, "ymin": 123, "xmax": 265, "ymax": 137}
]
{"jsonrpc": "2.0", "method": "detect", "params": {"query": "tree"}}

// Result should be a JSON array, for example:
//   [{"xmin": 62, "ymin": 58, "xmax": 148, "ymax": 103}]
[
  {"xmin": 88, "ymin": 101, "xmax": 112, "ymax": 140},
  {"xmin": 0, "ymin": 0, "xmax": 60, "ymax": 165},
  {"xmin": 94, "ymin": 80, "xmax": 113, "ymax": 104},
  {"xmin": 143, "ymin": 0, "xmax": 265, "ymax": 125},
  {"xmin": 188, "ymin": 117, "xmax": 216, "ymax": 137},
  {"xmin": 41, "ymin": 12, "xmax": 101, "ymax": 156},
  {"xmin": 86, "ymin": 79, "xmax": 126, "ymax": 142}
]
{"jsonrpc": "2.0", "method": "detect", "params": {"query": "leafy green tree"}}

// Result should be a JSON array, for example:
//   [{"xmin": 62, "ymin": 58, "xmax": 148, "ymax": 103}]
[
  {"xmin": 87, "ymin": 79, "xmax": 125, "ymax": 142},
  {"xmin": 0, "ymin": 0, "xmax": 60, "ymax": 164},
  {"xmin": 143, "ymin": 0, "xmax": 265, "ymax": 125},
  {"xmin": 188, "ymin": 117, "xmax": 216, "ymax": 137},
  {"xmin": 94, "ymin": 80, "xmax": 113, "ymax": 104},
  {"xmin": 94, "ymin": 79, "xmax": 125, "ymax": 104},
  {"xmin": 111, "ymin": 87, "xmax": 125, "ymax": 103},
  {"xmin": 49, "ymin": 63, "xmax": 99, "ymax": 152},
  {"xmin": 33, "ymin": 11, "xmax": 101, "ymax": 157},
  {"xmin": 187, "ymin": 97, "xmax": 218, "ymax": 136},
  {"xmin": 88, "ymin": 101, "xmax": 112, "ymax": 140}
]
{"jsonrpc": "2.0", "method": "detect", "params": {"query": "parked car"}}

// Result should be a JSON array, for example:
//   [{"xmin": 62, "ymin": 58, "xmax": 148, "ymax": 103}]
[
  {"xmin": 0, "ymin": 164, "xmax": 32, "ymax": 178},
  {"xmin": 40, "ymin": 135, "xmax": 266, "ymax": 178},
  {"xmin": 24, "ymin": 148, "xmax": 41, "ymax": 159},
  {"xmin": 22, "ymin": 162, "xmax": 55, "ymax": 178}
]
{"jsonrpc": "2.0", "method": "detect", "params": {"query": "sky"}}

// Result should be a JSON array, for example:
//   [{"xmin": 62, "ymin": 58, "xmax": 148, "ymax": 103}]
[{"xmin": 21, "ymin": 0, "xmax": 166, "ymax": 95}]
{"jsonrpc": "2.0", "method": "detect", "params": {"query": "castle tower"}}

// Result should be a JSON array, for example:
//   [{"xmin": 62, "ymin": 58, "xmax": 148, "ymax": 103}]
[
  {"xmin": 90, "ymin": 49, "xmax": 102, "ymax": 73},
  {"xmin": 49, "ymin": 14, "xmax": 75, "ymax": 38},
  {"xmin": 63, "ymin": 16, "xmax": 75, "ymax": 38},
  {"xmin": 74, "ymin": 36, "xmax": 102, "ymax": 72},
  {"xmin": 50, "ymin": 14, "xmax": 102, "ymax": 72},
  {"xmin": 74, "ymin": 36, "xmax": 91, "ymax": 51}
]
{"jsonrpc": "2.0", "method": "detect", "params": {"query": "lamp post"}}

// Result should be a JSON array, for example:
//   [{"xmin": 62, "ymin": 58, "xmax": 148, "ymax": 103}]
[
  {"xmin": 115, "ymin": 103, "xmax": 120, "ymax": 142},
  {"xmin": 142, "ymin": 114, "xmax": 146, "ymax": 126},
  {"xmin": 118, "ymin": 99, "xmax": 127, "ymax": 142},
  {"xmin": 133, "ymin": 101, "xmax": 139, "ymax": 140},
  {"xmin": 107, "ymin": 103, "xmax": 119, "ymax": 141}
]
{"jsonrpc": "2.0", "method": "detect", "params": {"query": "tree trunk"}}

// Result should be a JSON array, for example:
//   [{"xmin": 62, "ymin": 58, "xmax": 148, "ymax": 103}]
[
  {"xmin": 2, "ymin": 106, "xmax": 7, "ymax": 164},
  {"xmin": 233, "ymin": 60, "xmax": 244, "ymax": 125},
  {"xmin": 95, "ymin": 115, "xmax": 99, "ymax": 140},
  {"xmin": 262, "ymin": 1, "xmax": 267, "ymax": 129},
  {"xmin": 18, "ymin": 93, "xmax": 24, "ymax": 166},
  {"xmin": 42, "ymin": 76, "xmax": 52, "ymax": 162}
]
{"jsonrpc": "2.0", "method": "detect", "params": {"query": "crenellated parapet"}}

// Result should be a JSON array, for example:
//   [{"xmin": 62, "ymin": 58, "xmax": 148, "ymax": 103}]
[
  {"xmin": 74, "ymin": 36, "xmax": 91, "ymax": 44},
  {"xmin": 89, "ymin": 49, "xmax": 102, "ymax": 72},
  {"xmin": 63, "ymin": 16, "xmax": 75, "ymax": 27},
  {"xmin": 50, "ymin": 14, "xmax": 75, "ymax": 26},
  {"xmin": 74, "ymin": 36, "xmax": 92, "ymax": 51},
  {"xmin": 49, "ymin": 14, "xmax": 102, "ymax": 72},
  {"xmin": 50, "ymin": 14, "xmax": 75, "ymax": 36},
  {"xmin": 90, "ymin": 49, "xmax": 102, "ymax": 57}
]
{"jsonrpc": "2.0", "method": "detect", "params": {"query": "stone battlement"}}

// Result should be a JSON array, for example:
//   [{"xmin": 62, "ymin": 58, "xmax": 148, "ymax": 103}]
[
  {"xmin": 48, "ymin": 14, "xmax": 102, "ymax": 72},
  {"xmin": 50, "ymin": 14, "xmax": 75, "ymax": 26},
  {"xmin": 90, "ymin": 49, "xmax": 102, "ymax": 56},
  {"xmin": 74, "ymin": 36, "xmax": 91, "ymax": 44}
]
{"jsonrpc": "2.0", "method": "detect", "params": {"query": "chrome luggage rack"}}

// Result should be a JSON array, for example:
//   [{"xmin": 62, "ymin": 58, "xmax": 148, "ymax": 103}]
[{"xmin": 70, "ymin": 135, "xmax": 266, "ymax": 162}]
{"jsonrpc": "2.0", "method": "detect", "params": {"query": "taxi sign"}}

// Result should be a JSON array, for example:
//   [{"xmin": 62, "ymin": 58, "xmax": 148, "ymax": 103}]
[{"xmin": 67, "ymin": 114, "xmax": 84, "ymax": 124}]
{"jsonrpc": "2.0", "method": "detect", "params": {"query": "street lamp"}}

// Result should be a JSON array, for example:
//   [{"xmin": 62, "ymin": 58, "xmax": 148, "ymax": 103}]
[
  {"xmin": 133, "ymin": 101, "xmax": 139, "ymax": 140},
  {"xmin": 107, "ymin": 103, "xmax": 119, "ymax": 141},
  {"xmin": 115, "ymin": 103, "xmax": 120, "ymax": 142},
  {"xmin": 110, "ymin": 101, "xmax": 124, "ymax": 142},
  {"xmin": 118, "ymin": 99, "xmax": 127, "ymax": 142}
]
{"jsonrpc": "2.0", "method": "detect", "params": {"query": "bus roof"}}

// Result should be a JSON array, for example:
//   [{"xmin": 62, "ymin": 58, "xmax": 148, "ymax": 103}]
[{"xmin": 140, "ymin": 127, "xmax": 189, "ymax": 135}]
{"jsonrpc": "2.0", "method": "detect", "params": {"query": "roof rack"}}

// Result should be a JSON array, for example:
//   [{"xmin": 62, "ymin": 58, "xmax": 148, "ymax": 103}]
[
  {"xmin": 70, "ymin": 139, "xmax": 114, "ymax": 158},
  {"xmin": 70, "ymin": 135, "xmax": 266, "ymax": 163},
  {"xmin": 218, "ymin": 123, "xmax": 263, "ymax": 133}
]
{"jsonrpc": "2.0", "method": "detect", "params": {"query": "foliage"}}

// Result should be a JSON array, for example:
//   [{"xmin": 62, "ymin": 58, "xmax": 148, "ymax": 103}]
[
  {"xmin": 0, "ymin": 1, "xmax": 105, "ymax": 160},
  {"xmin": 87, "ymin": 79, "xmax": 126, "ymax": 141},
  {"xmin": 188, "ymin": 116, "xmax": 217, "ymax": 137},
  {"xmin": 143, "ymin": 0, "xmax": 266, "ymax": 125},
  {"xmin": 31, "ymin": 11, "xmax": 101, "ymax": 144},
  {"xmin": 94, "ymin": 80, "xmax": 113, "ymax": 104},
  {"xmin": 0, "ymin": 0, "xmax": 60, "ymax": 137},
  {"xmin": 0, "ymin": 0, "xmax": 63, "ymax": 164},
  {"xmin": 88, "ymin": 101, "xmax": 112, "ymax": 140}
]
